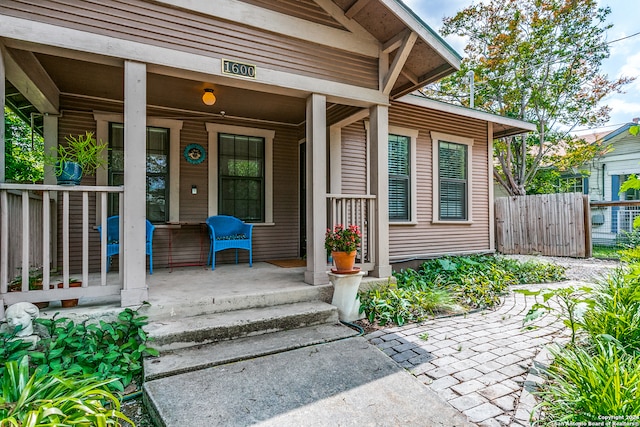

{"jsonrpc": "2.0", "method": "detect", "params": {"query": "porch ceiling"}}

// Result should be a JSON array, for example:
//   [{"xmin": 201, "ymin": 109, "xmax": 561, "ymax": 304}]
[{"xmin": 32, "ymin": 53, "xmax": 307, "ymax": 125}]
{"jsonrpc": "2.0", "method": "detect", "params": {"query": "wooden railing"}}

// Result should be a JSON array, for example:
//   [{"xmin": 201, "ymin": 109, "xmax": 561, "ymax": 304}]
[
  {"xmin": 326, "ymin": 194, "xmax": 376, "ymax": 271},
  {"xmin": 0, "ymin": 183, "xmax": 124, "ymax": 306}
]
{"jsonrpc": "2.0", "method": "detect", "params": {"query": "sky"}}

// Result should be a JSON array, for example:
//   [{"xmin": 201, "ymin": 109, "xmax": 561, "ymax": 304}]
[{"xmin": 402, "ymin": 0, "xmax": 640, "ymax": 136}]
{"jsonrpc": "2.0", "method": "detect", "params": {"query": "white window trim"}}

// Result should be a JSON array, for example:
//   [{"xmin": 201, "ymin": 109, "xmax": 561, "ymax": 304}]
[
  {"xmin": 387, "ymin": 125, "xmax": 418, "ymax": 225},
  {"xmin": 431, "ymin": 131, "xmax": 474, "ymax": 225},
  {"xmin": 205, "ymin": 123, "xmax": 274, "ymax": 224},
  {"xmin": 93, "ymin": 112, "xmax": 183, "ymax": 223}
]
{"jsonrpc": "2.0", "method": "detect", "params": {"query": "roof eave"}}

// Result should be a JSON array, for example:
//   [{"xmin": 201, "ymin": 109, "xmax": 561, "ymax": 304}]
[{"xmin": 397, "ymin": 94, "xmax": 537, "ymax": 137}]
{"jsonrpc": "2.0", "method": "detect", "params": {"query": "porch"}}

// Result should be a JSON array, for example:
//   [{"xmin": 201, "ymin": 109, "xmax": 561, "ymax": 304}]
[{"xmin": 0, "ymin": 183, "xmax": 379, "ymax": 313}]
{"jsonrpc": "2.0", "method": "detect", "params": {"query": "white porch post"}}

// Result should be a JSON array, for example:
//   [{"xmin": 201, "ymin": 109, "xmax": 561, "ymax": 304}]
[
  {"xmin": 0, "ymin": 46, "xmax": 5, "ymax": 184},
  {"xmin": 304, "ymin": 93, "xmax": 328, "ymax": 285},
  {"xmin": 369, "ymin": 105, "xmax": 392, "ymax": 278},
  {"xmin": 43, "ymin": 114, "xmax": 59, "ymax": 269},
  {"xmin": 121, "ymin": 60, "xmax": 148, "ymax": 306},
  {"xmin": 0, "ymin": 46, "xmax": 5, "ymax": 319}
]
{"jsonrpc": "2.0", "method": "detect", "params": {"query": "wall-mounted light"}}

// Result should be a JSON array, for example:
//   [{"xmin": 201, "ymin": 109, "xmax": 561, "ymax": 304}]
[
  {"xmin": 202, "ymin": 88, "xmax": 216, "ymax": 106},
  {"xmin": 191, "ymin": 185, "xmax": 198, "ymax": 195}
]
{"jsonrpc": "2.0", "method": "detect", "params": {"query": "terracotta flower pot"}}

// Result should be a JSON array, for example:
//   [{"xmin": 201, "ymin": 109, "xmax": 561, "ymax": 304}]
[
  {"xmin": 331, "ymin": 250, "xmax": 357, "ymax": 273},
  {"xmin": 58, "ymin": 281, "xmax": 82, "ymax": 308}
]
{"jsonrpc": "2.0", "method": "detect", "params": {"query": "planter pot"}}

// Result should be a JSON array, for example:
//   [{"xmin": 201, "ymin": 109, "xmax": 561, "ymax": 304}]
[
  {"xmin": 58, "ymin": 281, "xmax": 82, "ymax": 307},
  {"xmin": 56, "ymin": 161, "xmax": 83, "ymax": 185},
  {"xmin": 331, "ymin": 250, "xmax": 357, "ymax": 273}
]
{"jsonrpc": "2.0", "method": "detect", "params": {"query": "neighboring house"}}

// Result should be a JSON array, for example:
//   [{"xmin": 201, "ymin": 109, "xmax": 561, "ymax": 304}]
[
  {"xmin": 0, "ymin": 0, "xmax": 534, "ymax": 308},
  {"xmin": 584, "ymin": 121, "xmax": 640, "ymax": 244}
]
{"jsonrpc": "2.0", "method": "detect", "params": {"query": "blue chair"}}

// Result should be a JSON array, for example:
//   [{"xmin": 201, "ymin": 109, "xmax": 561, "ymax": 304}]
[
  {"xmin": 97, "ymin": 216, "xmax": 155, "ymax": 274},
  {"xmin": 206, "ymin": 215, "xmax": 253, "ymax": 270}
]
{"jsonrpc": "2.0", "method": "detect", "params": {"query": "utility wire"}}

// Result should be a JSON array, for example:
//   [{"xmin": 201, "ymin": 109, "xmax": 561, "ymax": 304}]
[{"xmin": 608, "ymin": 31, "xmax": 640, "ymax": 44}]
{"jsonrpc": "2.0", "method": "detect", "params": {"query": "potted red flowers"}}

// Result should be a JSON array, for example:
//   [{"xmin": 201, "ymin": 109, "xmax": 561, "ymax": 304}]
[{"xmin": 325, "ymin": 224, "xmax": 361, "ymax": 273}]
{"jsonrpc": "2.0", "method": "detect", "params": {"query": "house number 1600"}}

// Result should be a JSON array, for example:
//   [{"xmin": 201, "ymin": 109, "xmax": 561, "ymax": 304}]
[{"xmin": 222, "ymin": 59, "xmax": 256, "ymax": 79}]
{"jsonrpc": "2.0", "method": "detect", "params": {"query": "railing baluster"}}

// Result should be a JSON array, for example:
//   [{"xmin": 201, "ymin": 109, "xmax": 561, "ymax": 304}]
[
  {"xmin": 21, "ymin": 191, "xmax": 29, "ymax": 291},
  {"xmin": 0, "ymin": 191, "xmax": 8, "ymax": 293},
  {"xmin": 62, "ymin": 190, "xmax": 69, "ymax": 287},
  {"xmin": 82, "ymin": 191, "xmax": 89, "ymax": 288},
  {"xmin": 100, "ymin": 192, "xmax": 107, "ymax": 286},
  {"xmin": 43, "ymin": 191, "xmax": 51, "ymax": 289}
]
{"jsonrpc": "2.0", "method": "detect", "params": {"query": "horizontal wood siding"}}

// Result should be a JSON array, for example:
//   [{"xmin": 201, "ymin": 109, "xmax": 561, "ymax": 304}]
[
  {"xmin": 238, "ymin": 0, "xmax": 346, "ymax": 30},
  {"xmin": 56, "ymin": 105, "xmax": 101, "ymax": 275},
  {"xmin": 341, "ymin": 123, "xmax": 367, "ymax": 194},
  {"xmin": 56, "ymin": 97, "xmax": 301, "ymax": 272},
  {"xmin": 1, "ymin": 0, "xmax": 378, "ymax": 89},
  {"xmin": 388, "ymin": 102, "xmax": 490, "ymax": 260}
]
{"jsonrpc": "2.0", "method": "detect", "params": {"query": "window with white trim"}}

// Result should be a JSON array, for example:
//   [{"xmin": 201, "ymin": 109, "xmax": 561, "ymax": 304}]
[
  {"xmin": 389, "ymin": 134, "xmax": 411, "ymax": 221},
  {"xmin": 206, "ymin": 123, "xmax": 274, "ymax": 223},
  {"xmin": 432, "ymin": 132, "xmax": 473, "ymax": 223}
]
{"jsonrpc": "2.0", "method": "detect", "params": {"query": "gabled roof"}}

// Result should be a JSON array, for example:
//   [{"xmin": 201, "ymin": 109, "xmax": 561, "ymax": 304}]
[
  {"xmin": 602, "ymin": 123, "xmax": 636, "ymax": 143},
  {"xmin": 333, "ymin": 0, "xmax": 461, "ymax": 98}
]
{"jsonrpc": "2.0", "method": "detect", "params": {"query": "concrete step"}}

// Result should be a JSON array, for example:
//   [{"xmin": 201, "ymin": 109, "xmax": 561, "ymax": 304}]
[
  {"xmin": 143, "ymin": 301, "xmax": 340, "ymax": 352},
  {"xmin": 143, "ymin": 323, "xmax": 358, "ymax": 381},
  {"xmin": 143, "ymin": 283, "xmax": 335, "ymax": 322}
]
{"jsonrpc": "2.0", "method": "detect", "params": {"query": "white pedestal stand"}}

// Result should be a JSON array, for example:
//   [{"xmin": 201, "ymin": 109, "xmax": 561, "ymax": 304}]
[{"xmin": 327, "ymin": 271, "xmax": 365, "ymax": 322}]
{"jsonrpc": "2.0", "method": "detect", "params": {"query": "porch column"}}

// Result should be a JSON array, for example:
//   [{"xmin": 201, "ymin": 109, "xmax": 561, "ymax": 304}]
[
  {"xmin": 304, "ymin": 93, "xmax": 328, "ymax": 285},
  {"xmin": 121, "ymin": 60, "xmax": 148, "ymax": 306},
  {"xmin": 0, "ymin": 45, "xmax": 5, "ymax": 183},
  {"xmin": 369, "ymin": 104, "xmax": 392, "ymax": 278},
  {"xmin": 0, "ymin": 46, "xmax": 5, "ymax": 319},
  {"xmin": 43, "ymin": 114, "xmax": 59, "ymax": 269}
]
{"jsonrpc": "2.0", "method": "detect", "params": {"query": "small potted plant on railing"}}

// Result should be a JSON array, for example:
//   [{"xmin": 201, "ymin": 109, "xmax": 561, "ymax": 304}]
[
  {"xmin": 325, "ymin": 224, "xmax": 361, "ymax": 273},
  {"xmin": 8, "ymin": 267, "xmax": 49, "ymax": 309},
  {"xmin": 44, "ymin": 131, "xmax": 108, "ymax": 185}
]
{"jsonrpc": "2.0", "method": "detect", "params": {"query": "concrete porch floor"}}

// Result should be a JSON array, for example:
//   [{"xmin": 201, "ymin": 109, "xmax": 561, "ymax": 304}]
[{"xmin": 36, "ymin": 262, "xmax": 386, "ymax": 323}]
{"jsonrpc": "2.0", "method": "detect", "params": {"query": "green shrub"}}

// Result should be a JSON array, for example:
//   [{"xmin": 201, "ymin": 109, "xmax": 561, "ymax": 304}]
[
  {"xmin": 581, "ymin": 268, "xmax": 640, "ymax": 355},
  {"xmin": 359, "ymin": 282, "xmax": 454, "ymax": 326},
  {"xmin": 537, "ymin": 341, "xmax": 640, "ymax": 423},
  {"xmin": 0, "ymin": 307, "xmax": 158, "ymax": 391},
  {"xmin": 0, "ymin": 355, "xmax": 133, "ymax": 426},
  {"xmin": 360, "ymin": 255, "xmax": 567, "ymax": 326}
]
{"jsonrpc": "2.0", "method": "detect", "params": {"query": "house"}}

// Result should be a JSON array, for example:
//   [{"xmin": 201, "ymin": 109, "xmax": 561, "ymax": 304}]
[
  {"xmin": 0, "ymin": 0, "xmax": 534, "ymax": 309},
  {"xmin": 584, "ymin": 121, "xmax": 640, "ymax": 244}
]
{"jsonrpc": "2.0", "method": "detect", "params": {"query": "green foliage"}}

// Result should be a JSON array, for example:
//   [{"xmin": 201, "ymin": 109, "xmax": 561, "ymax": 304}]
[
  {"xmin": 423, "ymin": 0, "xmax": 630, "ymax": 196},
  {"xmin": 581, "ymin": 268, "xmax": 640, "ymax": 355},
  {"xmin": 4, "ymin": 107, "xmax": 43, "ymax": 183},
  {"xmin": 0, "ymin": 307, "xmax": 158, "ymax": 392},
  {"xmin": 0, "ymin": 355, "xmax": 133, "ymax": 426},
  {"xmin": 360, "ymin": 255, "xmax": 566, "ymax": 326},
  {"xmin": 44, "ymin": 131, "xmax": 108, "ymax": 177},
  {"xmin": 516, "ymin": 286, "xmax": 593, "ymax": 345},
  {"xmin": 537, "ymin": 341, "xmax": 640, "ymax": 423},
  {"xmin": 359, "ymin": 282, "xmax": 454, "ymax": 327}
]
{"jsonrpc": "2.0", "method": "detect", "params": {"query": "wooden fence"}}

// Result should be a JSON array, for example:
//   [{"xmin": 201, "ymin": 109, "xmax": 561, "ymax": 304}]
[{"xmin": 495, "ymin": 192, "xmax": 591, "ymax": 258}]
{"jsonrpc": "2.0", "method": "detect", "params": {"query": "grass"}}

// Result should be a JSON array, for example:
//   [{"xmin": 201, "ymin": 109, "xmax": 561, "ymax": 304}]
[{"xmin": 592, "ymin": 245, "xmax": 622, "ymax": 260}]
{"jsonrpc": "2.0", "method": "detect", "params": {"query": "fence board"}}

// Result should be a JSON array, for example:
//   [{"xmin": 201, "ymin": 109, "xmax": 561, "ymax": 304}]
[{"xmin": 495, "ymin": 192, "xmax": 588, "ymax": 257}]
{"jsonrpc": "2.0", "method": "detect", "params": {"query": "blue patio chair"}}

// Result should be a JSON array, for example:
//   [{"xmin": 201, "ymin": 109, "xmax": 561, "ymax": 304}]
[
  {"xmin": 97, "ymin": 216, "xmax": 156, "ymax": 274},
  {"xmin": 206, "ymin": 215, "xmax": 253, "ymax": 270}
]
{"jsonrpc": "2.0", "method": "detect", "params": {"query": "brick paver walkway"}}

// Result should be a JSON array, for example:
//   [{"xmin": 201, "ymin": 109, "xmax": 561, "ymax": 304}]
[{"xmin": 366, "ymin": 283, "xmax": 573, "ymax": 427}]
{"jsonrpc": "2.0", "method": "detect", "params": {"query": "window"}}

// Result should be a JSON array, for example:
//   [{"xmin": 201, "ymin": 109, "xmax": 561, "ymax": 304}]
[
  {"xmin": 218, "ymin": 133, "xmax": 265, "ymax": 222},
  {"xmin": 621, "ymin": 174, "xmax": 640, "ymax": 200},
  {"xmin": 206, "ymin": 123, "xmax": 274, "ymax": 223},
  {"xmin": 108, "ymin": 124, "xmax": 170, "ymax": 223},
  {"xmin": 388, "ymin": 134, "xmax": 410, "ymax": 221},
  {"xmin": 557, "ymin": 175, "xmax": 585, "ymax": 194},
  {"xmin": 432, "ymin": 132, "xmax": 473, "ymax": 223}
]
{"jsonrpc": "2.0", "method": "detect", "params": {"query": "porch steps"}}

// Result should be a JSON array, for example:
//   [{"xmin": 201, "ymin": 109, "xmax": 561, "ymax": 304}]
[
  {"xmin": 143, "ymin": 300, "xmax": 341, "ymax": 353},
  {"xmin": 143, "ymin": 322, "xmax": 357, "ymax": 381}
]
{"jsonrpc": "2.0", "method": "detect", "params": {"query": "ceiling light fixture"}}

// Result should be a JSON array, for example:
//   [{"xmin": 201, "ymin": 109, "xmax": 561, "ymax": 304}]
[{"xmin": 202, "ymin": 88, "xmax": 216, "ymax": 106}]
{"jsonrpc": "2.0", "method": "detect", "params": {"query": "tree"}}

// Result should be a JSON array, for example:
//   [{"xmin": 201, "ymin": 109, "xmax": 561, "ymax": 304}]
[
  {"xmin": 4, "ymin": 106, "xmax": 44, "ymax": 183},
  {"xmin": 423, "ymin": 0, "xmax": 632, "ymax": 196}
]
